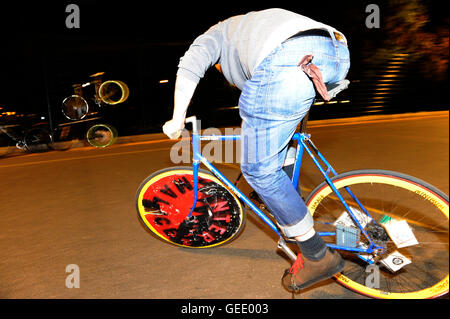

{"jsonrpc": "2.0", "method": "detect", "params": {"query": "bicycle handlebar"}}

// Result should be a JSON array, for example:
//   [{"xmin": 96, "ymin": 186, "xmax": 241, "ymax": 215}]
[{"xmin": 185, "ymin": 116, "xmax": 198, "ymax": 133}]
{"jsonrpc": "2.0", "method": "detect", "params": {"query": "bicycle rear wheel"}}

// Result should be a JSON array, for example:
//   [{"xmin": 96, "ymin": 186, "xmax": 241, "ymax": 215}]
[
  {"xmin": 24, "ymin": 127, "xmax": 52, "ymax": 153},
  {"xmin": 48, "ymin": 126, "xmax": 76, "ymax": 151},
  {"xmin": 306, "ymin": 169, "xmax": 449, "ymax": 299},
  {"xmin": 136, "ymin": 167, "xmax": 245, "ymax": 248}
]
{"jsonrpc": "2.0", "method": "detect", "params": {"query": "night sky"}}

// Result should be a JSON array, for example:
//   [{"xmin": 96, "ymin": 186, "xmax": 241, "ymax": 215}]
[{"xmin": 1, "ymin": 0, "xmax": 448, "ymax": 135}]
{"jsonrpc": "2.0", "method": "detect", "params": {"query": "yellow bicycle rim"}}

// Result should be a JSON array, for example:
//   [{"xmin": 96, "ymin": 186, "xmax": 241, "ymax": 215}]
[
  {"xmin": 137, "ymin": 168, "xmax": 245, "ymax": 248},
  {"xmin": 307, "ymin": 173, "xmax": 449, "ymax": 299}
]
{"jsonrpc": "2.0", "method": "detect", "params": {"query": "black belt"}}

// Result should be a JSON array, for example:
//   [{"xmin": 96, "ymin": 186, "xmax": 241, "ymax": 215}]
[
  {"xmin": 293, "ymin": 29, "xmax": 332, "ymax": 38},
  {"xmin": 289, "ymin": 29, "xmax": 346, "ymax": 43}
]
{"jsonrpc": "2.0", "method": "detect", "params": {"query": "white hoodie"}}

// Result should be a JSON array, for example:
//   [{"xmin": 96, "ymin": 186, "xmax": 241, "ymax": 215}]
[
  {"xmin": 177, "ymin": 8, "xmax": 346, "ymax": 90},
  {"xmin": 163, "ymin": 8, "xmax": 346, "ymax": 139}
]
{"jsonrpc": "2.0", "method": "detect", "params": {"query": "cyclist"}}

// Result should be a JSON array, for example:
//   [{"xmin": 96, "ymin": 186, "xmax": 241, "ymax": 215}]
[{"xmin": 162, "ymin": 8, "xmax": 350, "ymax": 292}]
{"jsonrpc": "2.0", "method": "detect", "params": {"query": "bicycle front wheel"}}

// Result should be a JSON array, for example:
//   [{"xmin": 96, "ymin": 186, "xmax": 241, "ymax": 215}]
[
  {"xmin": 306, "ymin": 169, "xmax": 449, "ymax": 299},
  {"xmin": 136, "ymin": 167, "xmax": 245, "ymax": 248},
  {"xmin": 86, "ymin": 124, "xmax": 117, "ymax": 148}
]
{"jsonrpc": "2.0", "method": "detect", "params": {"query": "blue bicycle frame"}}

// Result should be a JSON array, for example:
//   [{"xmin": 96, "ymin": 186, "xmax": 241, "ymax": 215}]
[{"xmin": 184, "ymin": 116, "xmax": 384, "ymax": 262}]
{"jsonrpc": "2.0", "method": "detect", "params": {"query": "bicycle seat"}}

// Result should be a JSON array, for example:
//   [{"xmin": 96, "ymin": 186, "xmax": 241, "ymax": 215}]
[{"xmin": 326, "ymin": 79, "xmax": 350, "ymax": 100}]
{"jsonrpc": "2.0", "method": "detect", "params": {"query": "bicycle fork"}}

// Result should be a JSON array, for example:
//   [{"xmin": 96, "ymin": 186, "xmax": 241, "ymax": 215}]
[{"xmin": 295, "ymin": 133, "xmax": 385, "ymax": 257}]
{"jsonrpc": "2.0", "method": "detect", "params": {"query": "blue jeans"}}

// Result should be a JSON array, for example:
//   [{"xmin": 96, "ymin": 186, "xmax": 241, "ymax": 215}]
[{"xmin": 239, "ymin": 33, "xmax": 350, "ymax": 238}]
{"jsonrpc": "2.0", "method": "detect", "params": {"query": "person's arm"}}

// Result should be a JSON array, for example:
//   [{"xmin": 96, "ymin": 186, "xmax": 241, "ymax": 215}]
[
  {"xmin": 162, "ymin": 23, "xmax": 223, "ymax": 139},
  {"xmin": 162, "ymin": 75, "xmax": 197, "ymax": 139}
]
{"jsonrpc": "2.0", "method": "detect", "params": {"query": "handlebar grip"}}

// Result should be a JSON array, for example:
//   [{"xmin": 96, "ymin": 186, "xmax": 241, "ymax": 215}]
[{"xmin": 185, "ymin": 116, "xmax": 198, "ymax": 133}]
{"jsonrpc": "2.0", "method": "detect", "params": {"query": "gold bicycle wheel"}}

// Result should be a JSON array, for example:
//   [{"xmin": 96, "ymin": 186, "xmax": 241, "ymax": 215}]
[
  {"xmin": 86, "ymin": 124, "xmax": 117, "ymax": 148},
  {"xmin": 98, "ymin": 80, "xmax": 129, "ymax": 105},
  {"xmin": 306, "ymin": 170, "xmax": 448, "ymax": 299}
]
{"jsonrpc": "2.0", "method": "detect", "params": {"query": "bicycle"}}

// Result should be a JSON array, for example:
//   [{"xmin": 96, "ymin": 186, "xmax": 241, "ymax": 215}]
[
  {"xmin": 61, "ymin": 72, "xmax": 129, "ymax": 122},
  {"xmin": 0, "ymin": 123, "xmax": 65, "ymax": 157},
  {"xmin": 0, "ymin": 119, "xmax": 119, "ymax": 157},
  {"xmin": 135, "ymin": 81, "xmax": 449, "ymax": 299},
  {"xmin": 60, "ymin": 72, "xmax": 125, "ymax": 148}
]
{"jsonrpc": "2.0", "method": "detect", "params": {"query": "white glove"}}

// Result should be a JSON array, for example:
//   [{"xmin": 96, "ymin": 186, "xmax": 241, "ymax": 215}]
[{"xmin": 163, "ymin": 118, "xmax": 184, "ymax": 139}]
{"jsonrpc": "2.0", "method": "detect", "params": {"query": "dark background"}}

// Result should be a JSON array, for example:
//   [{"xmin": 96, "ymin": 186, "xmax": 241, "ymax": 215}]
[{"xmin": 0, "ymin": 0, "xmax": 448, "ymax": 137}]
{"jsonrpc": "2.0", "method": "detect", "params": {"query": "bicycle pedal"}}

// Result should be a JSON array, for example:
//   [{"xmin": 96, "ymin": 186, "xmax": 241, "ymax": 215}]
[{"xmin": 336, "ymin": 225, "xmax": 360, "ymax": 248}]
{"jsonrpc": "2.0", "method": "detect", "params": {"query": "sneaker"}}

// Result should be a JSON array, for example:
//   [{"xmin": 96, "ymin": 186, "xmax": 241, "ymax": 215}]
[{"xmin": 282, "ymin": 248, "xmax": 345, "ymax": 292}]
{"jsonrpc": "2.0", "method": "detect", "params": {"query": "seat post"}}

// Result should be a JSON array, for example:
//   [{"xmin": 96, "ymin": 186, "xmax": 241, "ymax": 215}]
[{"xmin": 299, "ymin": 111, "xmax": 310, "ymax": 133}]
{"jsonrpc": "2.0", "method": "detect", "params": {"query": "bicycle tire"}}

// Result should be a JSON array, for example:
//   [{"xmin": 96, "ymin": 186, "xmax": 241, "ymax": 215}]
[
  {"xmin": 48, "ymin": 126, "xmax": 76, "ymax": 151},
  {"xmin": 62, "ymin": 95, "xmax": 89, "ymax": 121},
  {"xmin": 305, "ymin": 169, "xmax": 449, "ymax": 299},
  {"xmin": 98, "ymin": 80, "xmax": 129, "ymax": 105},
  {"xmin": 23, "ymin": 127, "xmax": 52, "ymax": 153},
  {"xmin": 136, "ymin": 166, "xmax": 246, "ymax": 248},
  {"xmin": 86, "ymin": 124, "xmax": 117, "ymax": 148}
]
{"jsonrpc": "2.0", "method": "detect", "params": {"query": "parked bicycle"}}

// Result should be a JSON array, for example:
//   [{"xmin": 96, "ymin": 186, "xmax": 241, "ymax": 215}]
[
  {"xmin": 0, "ymin": 121, "xmax": 75, "ymax": 157},
  {"xmin": 135, "ymin": 81, "xmax": 449, "ymax": 299},
  {"xmin": 60, "ymin": 71, "xmax": 126, "ymax": 148},
  {"xmin": 61, "ymin": 72, "xmax": 129, "ymax": 121}
]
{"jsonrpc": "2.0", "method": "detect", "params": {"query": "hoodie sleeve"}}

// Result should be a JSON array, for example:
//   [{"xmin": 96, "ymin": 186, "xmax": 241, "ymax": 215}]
[{"xmin": 177, "ymin": 23, "xmax": 223, "ymax": 84}]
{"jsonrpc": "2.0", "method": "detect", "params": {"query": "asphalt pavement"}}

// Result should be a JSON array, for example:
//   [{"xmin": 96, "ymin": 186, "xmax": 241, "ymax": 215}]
[{"xmin": 0, "ymin": 111, "xmax": 448, "ymax": 300}]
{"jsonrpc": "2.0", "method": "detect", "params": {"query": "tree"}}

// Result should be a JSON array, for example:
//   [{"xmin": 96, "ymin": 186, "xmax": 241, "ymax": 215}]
[{"xmin": 381, "ymin": 0, "xmax": 448, "ymax": 81}]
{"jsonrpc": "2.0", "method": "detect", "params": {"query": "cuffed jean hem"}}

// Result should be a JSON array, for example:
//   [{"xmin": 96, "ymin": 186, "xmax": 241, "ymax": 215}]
[{"xmin": 278, "ymin": 211, "xmax": 315, "ymax": 238}]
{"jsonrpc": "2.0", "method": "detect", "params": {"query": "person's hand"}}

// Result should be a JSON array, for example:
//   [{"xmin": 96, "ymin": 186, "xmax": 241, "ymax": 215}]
[{"xmin": 162, "ymin": 118, "xmax": 184, "ymax": 139}]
